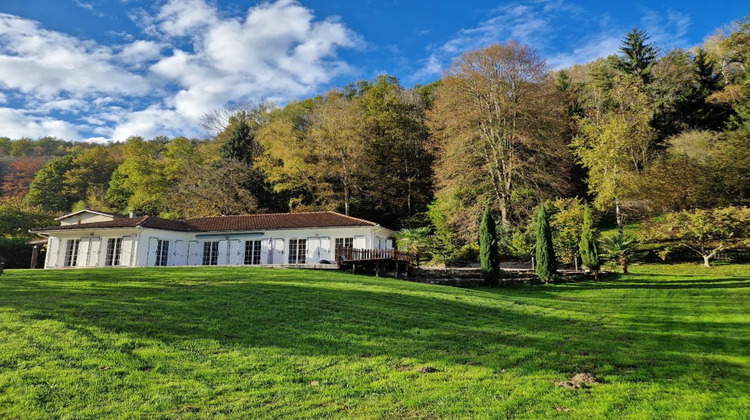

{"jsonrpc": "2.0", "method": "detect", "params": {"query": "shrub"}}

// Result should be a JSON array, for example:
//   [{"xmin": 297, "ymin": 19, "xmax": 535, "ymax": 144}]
[{"xmin": 0, "ymin": 237, "xmax": 34, "ymax": 269}]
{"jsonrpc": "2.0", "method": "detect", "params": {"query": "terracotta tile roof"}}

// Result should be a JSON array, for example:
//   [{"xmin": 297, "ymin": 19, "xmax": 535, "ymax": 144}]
[
  {"xmin": 32, "ymin": 211, "xmax": 379, "ymax": 233},
  {"xmin": 31, "ymin": 216, "xmax": 195, "ymax": 232},
  {"xmin": 184, "ymin": 211, "xmax": 378, "ymax": 231}
]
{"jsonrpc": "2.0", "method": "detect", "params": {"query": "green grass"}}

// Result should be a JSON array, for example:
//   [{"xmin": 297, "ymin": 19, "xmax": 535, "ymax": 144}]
[{"xmin": 0, "ymin": 264, "xmax": 748, "ymax": 419}]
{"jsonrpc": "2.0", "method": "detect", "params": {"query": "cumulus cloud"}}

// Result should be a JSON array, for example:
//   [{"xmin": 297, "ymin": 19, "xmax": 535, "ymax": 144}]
[
  {"xmin": 142, "ymin": 0, "xmax": 359, "ymax": 123},
  {"xmin": 0, "ymin": 0, "xmax": 359, "ymax": 141},
  {"xmin": 0, "ymin": 107, "xmax": 82, "ymax": 139},
  {"xmin": 0, "ymin": 13, "xmax": 149, "ymax": 97}
]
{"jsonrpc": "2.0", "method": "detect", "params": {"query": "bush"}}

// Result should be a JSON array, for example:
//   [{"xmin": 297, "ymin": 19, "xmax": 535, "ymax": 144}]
[
  {"xmin": 448, "ymin": 244, "xmax": 480, "ymax": 266},
  {"xmin": 0, "ymin": 238, "xmax": 34, "ymax": 269}
]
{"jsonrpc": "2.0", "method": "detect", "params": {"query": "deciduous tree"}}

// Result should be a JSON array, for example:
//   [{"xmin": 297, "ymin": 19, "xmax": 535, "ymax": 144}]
[{"xmin": 429, "ymin": 42, "xmax": 571, "ymax": 240}]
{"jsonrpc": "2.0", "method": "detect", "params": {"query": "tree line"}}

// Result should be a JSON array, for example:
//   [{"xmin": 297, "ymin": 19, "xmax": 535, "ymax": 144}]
[{"xmin": 1, "ymin": 17, "xmax": 749, "ymax": 268}]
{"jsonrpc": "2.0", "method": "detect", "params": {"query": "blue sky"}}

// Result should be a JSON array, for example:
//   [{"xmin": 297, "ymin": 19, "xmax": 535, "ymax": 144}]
[{"xmin": 0, "ymin": 0, "xmax": 745, "ymax": 142}]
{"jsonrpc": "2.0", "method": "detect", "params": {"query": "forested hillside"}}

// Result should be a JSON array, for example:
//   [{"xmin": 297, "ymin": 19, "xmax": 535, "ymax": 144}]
[{"xmin": 2, "ymin": 18, "xmax": 749, "ymax": 265}]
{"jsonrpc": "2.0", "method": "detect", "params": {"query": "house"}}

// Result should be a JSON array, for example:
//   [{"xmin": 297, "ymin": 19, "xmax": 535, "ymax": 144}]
[{"xmin": 31, "ymin": 209, "xmax": 396, "ymax": 269}]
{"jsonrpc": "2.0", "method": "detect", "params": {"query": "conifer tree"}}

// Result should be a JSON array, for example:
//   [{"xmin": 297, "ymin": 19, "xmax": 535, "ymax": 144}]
[
  {"xmin": 613, "ymin": 28, "xmax": 659, "ymax": 84},
  {"xmin": 535, "ymin": 203, "xmax": 557, "ymax": 283},
  {"xmin": 479, "ymin": 205, "xmax": 500, "ymax": 285},
  {"xmin": 579, "ymin": 205, "xmax": 600, "ymax": 279},
  {"xmin": 220, "ymin": 113, "xmax": 260, "ymax": 164}
]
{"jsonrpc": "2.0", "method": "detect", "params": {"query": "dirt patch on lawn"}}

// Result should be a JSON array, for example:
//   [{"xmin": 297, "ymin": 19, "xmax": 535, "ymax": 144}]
[{"xmin": 555, "ymin": 372, "xmax": 603, "ymax": 390}]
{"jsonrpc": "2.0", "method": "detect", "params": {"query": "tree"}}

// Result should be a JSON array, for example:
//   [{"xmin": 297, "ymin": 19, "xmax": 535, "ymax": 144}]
[
  {"xmin": 579, "ymin": 205, "xmax": 600, "ymax": 277},
  {"xmin": 549, "ymin": 198, "xmax": 585, "ymax": 267},
  {"xmin": 535, "ymin": 203, "xmax": 557, "ymax": 283},
  {"xmin": 356, "ymin": 75, "xmax": 434, "ymax": 225},
  {"xmin": 24, "ymin": 155, "xmax": 76, "ymax": 212},
  {"xmin": 219, "ymin": 112, "xmax": 264, "ymax": 164},
  {"xmin": 164, "ymin": 159, "xmax": 258, "ymax": 218},
  {"xmin": 0, "ymin": 198, "xmax": 55, "ymax": 238},
  {"xmin": 257, "ymin": 93, "xmax": 370, "ymax": 215},
  {"xmin": 1, "ymin": 156, "xmax": 45, "ymax": 198},
  {"xmin": 105, "ymin": 169, "xmax": 133, "ymax": 212},
  {"xmin": 479, "ymin": 205, "xmax": 500, "ymax": 285},
  {"xmin": 573, "ymin": 74, "xmax": 655, "ymax": 239},
  {"xmin": 64, "ymin": 146, "xmax": 120, "ymax": 203},
  {"xmin": 428, "ymin": 42, "xmax": 571, "ymax": 240},
  {"xmin": 644, "ymin": 206, "xmax": 750, "ymax": 267},
  {"xmin": 113, "ymin": 137, "xmax": 168, "ymax": 214},
  {"xmin": 612, "ymin": 28, "xmax": 659, "ymax": 85},
  {"xmin": 601, "ymin": 234, "xmax": 636, "ymax": 274}
]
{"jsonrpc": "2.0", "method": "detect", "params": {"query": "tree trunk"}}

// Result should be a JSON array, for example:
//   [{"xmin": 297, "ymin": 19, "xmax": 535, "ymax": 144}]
[
  {"xmin": 615, "ymin": 198, "xmax": 623, "ymax": 240},
  {"xmin": 621, "ymin": 258, "xmax": 628, "ymax": 274},
  {"xmin": 703, "ymin": 255, "xmax": 712, "ymax": 268}
]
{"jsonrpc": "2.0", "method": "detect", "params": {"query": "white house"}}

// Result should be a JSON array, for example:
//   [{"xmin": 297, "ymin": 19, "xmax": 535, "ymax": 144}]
[{"xmin": 32, "ymin": 209, "xmax": 396, "ymax": 269}]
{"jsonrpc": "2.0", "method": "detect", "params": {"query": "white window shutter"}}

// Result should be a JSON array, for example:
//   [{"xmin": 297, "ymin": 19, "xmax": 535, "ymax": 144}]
[
  {"xmin": 121, "ymin": 236, "xmax": 133, "ymax": 267},
  {"xmin": 319, "ymin": 237, "xmax": 331, "ymax": 261},
  {"xmin": 147, "ymin": 237, "xmax": 158, "ymax": 266},
  {"xmin": 218, "ymin": 240, "xmax": 229, "ymax": 265},
  {"xmin": 46, "ymin": 238, "xmax": 60, "ymax": 268},
  {"xmin": 77, "ymin": 237, "xmax": 90, "ymax": 267},
  {"xmin": 187, "ymin": 241, "xmax": 200, "ymax": 265},
  {"xmin": 89, "ymin": 238, "xmax": 102, "ymax": 267}
]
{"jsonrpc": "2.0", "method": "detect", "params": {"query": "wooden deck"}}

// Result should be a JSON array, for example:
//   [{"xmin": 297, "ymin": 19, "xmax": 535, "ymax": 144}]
[{"xmin": 335, "ymin": 247, "xmax": 414, "ymax": 278}]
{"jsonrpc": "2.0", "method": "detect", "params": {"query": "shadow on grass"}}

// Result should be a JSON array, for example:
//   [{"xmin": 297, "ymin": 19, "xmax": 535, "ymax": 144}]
[{"xmin": 1, "ymin": 268, "xmax": 749, "ymax": 387}]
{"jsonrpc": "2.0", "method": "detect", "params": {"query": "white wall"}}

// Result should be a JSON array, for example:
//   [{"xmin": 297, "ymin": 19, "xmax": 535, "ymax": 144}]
[
  {"xmin": 44, "ymin": 225, "xmax": 396, "ymax": 268},
  {"xmin": 45, "ymin": 228, "xmax": 139, "ymax": 268},
  {"xmin": 58, "ymin": 212, "xmax": 116, "ymax": 226}
]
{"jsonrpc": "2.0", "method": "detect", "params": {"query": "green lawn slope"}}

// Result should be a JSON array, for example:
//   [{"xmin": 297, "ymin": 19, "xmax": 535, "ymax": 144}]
[{"xmin": 0, "ymin": 264, "xmax": 748, "ymax": 418}]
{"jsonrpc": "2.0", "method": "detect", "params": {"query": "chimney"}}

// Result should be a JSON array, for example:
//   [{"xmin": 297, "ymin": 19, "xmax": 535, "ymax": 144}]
[{"xmin": 129, "ymin": 211, "xmax": 137, "ymax": 218}]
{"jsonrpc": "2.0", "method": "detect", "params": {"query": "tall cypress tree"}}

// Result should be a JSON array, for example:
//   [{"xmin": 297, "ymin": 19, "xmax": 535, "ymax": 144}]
[
  {"xmin": 579, "ymin": 205, "xmax": 600, "ymax": 279},
  {"xmin": 535, "ymin": 203, "xmax": 557, "ymax": 283},
  {"xmin": 479, "ymin": 205, "xmax": 500, "ymax": 286}
]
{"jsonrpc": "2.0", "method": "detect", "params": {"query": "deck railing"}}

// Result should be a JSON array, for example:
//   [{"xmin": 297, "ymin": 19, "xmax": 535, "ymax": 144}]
[{"xmin": 336, "ymin": 247, "xmax": 413, "ymax": 263}]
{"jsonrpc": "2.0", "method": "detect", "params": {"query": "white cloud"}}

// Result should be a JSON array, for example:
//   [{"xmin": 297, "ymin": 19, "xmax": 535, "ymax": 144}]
[
  {"xmin": 0, "ymin": 0, "xmax": 359, "ymax": 141},
  {"xmin": 0, "ymin": 107, "xmax": 82, "ymax": 139},
  {"xmin": 546, "ymin": 34, "xmax": 621, "ymax": 70},
  {"xmin": 118, "ymin": 40, "xmax": 164, "ymax": 65},
  {"xmin": 138, "ymin": 0, "xmax": 359, "ymax": 125},
  {"xmin": 0, "ymin": 13, "xmax": 149, "ymax": 97},
  {"xmin": 109, "ymin": 106, "xmax": 191, "ymax": 141},
  {"xmin": 642, "ymin": 9, "xmax": 691, "ymax": 50}
]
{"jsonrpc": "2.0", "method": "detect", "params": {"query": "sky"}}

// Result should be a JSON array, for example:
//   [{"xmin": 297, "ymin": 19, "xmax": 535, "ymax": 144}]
[{"xmin": 0, "ymin": 0, "xmax": 745, "ymax": 142}]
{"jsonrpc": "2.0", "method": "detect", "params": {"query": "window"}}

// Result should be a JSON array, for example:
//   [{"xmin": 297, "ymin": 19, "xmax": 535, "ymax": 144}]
[
  {"xmin": 203, "ymin": 241, "xmax": 219, "ymax": 265},
  {"xmin": 335, "ymin": 237, "xmax": 354, "ymax": 260},
  {"xmin": 64, "ymin": 239, "xmax": 80, "ymax": 267},
  {"xmin": 288, "ymin": 239, "xmax": 306, "ymax": 264},
  {"xmin": 105, "ymin": 238, "xmax": 122, "ymax": 266},
  {"xmin": 155, "ymin": 239, "xmax": 169, "ymax": 266},
  {"xmin": 244, "ymin": 240, "xmax": 261, "ymax": 265}
]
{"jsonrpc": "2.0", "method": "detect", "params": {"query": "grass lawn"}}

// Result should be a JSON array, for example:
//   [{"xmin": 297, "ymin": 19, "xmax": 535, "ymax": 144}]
[{"xmin": 0, "ymin": 264, "xmax": 748, "ymax": 419}]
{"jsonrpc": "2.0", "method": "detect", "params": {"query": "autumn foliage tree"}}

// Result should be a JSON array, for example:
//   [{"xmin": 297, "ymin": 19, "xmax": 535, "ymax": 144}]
[
  {"xmin": 429, "ymin": 42, "xmax": 571, "ymax": 241},
  {"xmin": 1, "ymin": 156, "xmax": 45, "ymax": 198}
]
